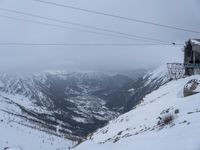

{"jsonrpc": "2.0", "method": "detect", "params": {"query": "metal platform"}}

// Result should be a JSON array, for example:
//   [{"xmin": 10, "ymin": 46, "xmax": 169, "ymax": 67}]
[
  {"xmin": 167, "ymin": 63, "xmax": 200, "ymax": 80},
  {"xmin": 167, "ymin": 63, "xmax": 185, "ymax": 80}
]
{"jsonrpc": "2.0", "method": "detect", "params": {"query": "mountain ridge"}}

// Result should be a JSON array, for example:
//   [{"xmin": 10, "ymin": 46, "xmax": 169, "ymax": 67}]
[
  {"xmin": 74, "ymin": 74, "xmax": 200, "ymax": 150},
  {"xmin": 0, "ymin": 68, "xmax": 169, "ymax": 150}
]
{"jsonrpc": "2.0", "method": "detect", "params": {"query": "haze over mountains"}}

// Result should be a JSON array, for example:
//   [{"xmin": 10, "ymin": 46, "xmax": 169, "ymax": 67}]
[
  {"xmin": 0, "ymin": 0, "xmax": 199, "ymax": 150},
  {"xmin": 0, "ymin": 68, "xmax": 169, "ymax": 149}
]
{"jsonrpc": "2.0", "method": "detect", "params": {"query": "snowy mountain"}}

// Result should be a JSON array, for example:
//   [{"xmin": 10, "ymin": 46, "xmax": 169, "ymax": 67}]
[
  {"xmin": 0, "ymin": 71, "xmax": 135, "ymax": 149},
  {"xmin": 74, "ymin": 74, "xmax": 200, "ymax": 150},
  {"xmin": 0, "ymin": 92, "xmax": 74, "ymax": 150},
  {"xmin": 0, "ymin": 68, "xmax": 171, "ymax": 150},
  {"xmin": 95, "ymin": 66, "xmax": 169, "ymax": 112}
]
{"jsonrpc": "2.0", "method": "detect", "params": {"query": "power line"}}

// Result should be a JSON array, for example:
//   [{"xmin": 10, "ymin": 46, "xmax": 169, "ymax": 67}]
[
  {"xmin": 35, "ymin": 0, "xmax": 200, "ymax": 34},
  {"xmin": 0, "ymin": 14, "xmax": 146, "ymax": 41},
  {"xmin": 0, "ymin": 7, "xmax": 170, "ymax": 44},
  {"xmin": 0, "ymin": 42, "xmax": 184, "ymax": 46}
]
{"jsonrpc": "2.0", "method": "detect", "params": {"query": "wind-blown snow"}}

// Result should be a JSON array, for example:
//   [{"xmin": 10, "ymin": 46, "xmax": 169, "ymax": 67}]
[{"xmin": 75, "ymin": 75, "xmax": 200, "ymax": 150}]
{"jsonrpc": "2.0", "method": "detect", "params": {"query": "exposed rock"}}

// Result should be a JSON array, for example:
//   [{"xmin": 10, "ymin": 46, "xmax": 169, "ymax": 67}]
[{"xmin": 184, "ymin": 79, "xmax": 200, "ymax": 97}]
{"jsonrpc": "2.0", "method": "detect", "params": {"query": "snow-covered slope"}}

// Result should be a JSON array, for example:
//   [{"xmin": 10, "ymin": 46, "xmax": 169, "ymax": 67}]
[
  {"xmin": 0, "ymin": 72, "xmax": 128, "ymax": 139},
  {"xmin": 101, "ymin": 65, "xmax": 169, "ymax": 112},
  {"xmin": 75, "ymin": 75, "xmax": 200, "ymax": 150},
  {"xmin": 0, "ymin": 93, "xmax": 74, "ymax": 150},
  {"xmin": 0, "ymin": 68, "xmax": 174, "ymax": 149},
  {"xmin": 0, "ymin": 71, "xmax": 134, "ymax": 149}
]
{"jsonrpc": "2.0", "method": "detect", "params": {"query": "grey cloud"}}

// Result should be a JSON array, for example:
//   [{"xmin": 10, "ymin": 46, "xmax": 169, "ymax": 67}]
[{"xmin": 0, "ymin": 0, "xmax": 199, "ymax": 73}]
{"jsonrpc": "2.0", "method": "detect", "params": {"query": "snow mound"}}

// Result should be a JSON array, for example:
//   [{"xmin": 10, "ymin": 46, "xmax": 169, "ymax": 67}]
[{"xmin": 74, "ymin": 75, "xmax": 200, "ymax": 150}]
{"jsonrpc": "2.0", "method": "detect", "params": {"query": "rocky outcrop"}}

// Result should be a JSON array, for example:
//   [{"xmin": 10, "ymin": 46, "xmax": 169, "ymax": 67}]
[{"xmin": 184, "ymin": 79, "xmax": 200, "ymax": 97}]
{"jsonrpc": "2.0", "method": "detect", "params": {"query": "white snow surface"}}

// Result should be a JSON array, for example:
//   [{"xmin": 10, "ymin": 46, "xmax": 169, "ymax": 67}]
[
  {"xmin": 0, "ymin": 120, "xmax": 73, "ymax": 150},
  {"xmin": 75, "ymin": 75, "xmax": 200, "ymax": 150},
  {"xmin": 191, "ymin": 39, "xmax": 200, "ymax": 45},
  {"xmin": 143, "ymin": 65, "xmax": 169, "ymax": 87},
  {"xmin": 0, "ymin": 80, "xmax": 4, "ymax": 88},
  {"xmin": 0, "ymin": 93, "xmax": 74, "ymax": 150},
  {"xmin": 4, "ymin": 148, "xmax": 22, "ymax": 150}
]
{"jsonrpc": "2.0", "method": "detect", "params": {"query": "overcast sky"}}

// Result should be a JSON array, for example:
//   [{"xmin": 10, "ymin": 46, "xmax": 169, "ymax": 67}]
[{"xmin": 0, "ymin": 0, "xmax": 199, "ymax": 73}]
